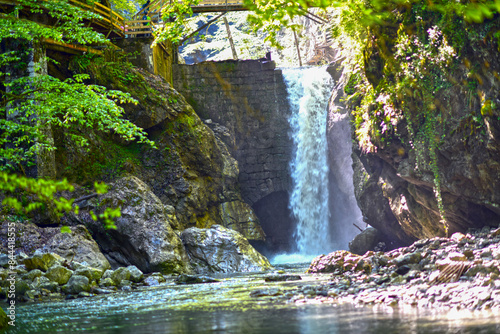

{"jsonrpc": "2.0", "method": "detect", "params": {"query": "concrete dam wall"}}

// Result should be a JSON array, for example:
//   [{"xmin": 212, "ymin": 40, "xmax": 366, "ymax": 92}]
[{"xmin": 173, "ymin": 59, "xmax": 294, "ymax": 252}]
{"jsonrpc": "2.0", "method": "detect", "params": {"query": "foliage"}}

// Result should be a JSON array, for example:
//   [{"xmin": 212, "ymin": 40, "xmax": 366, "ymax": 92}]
[
  {"xmin": 0, "ymin": 174, "xmax": 119, "ymax": 230},
  {"xmin": 111, "ymin": 0, "xmax": 147, "ymax": 18},
  {"xmin": 0, "ymin": 0, "xmax": 153, "ymax": 230},
  {"xmin": 329, "ymin": 0, "xmax": 500, "ymax": 234},
  {"xmin": 154, "ymin": 0, "xmax": 202, "ymax": 45},
  {"xmin": 1, "ymin": 73, "xmax": 154, "ymax": 170}
]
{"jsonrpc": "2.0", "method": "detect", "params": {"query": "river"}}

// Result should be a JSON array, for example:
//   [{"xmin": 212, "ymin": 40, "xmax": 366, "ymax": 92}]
[{"xmin": 6, "ymin": 263, "xmax": 500, "ymax": 334}]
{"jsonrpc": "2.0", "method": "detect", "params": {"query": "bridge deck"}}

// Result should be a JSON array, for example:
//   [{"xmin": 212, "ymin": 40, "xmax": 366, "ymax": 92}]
[
  {"xmin": 126, "ymin": 0, "xmax": 247, "ymax": 36},
  {"xmin": 190, "ymin": 0, "xmax": 245, "ymax": 13}
]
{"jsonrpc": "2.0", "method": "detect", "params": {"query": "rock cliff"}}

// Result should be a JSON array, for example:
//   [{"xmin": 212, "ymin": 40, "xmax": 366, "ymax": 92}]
[
  {"xmin": 56, "ymin": 63, "xmax": 265, "ymax": 242},
  {"xmin": 345, "ymin": 10, "xmax": 500, "ymax": 246}
]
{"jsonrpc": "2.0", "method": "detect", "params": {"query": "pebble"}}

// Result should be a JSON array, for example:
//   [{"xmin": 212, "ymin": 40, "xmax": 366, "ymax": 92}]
[{"xmin": 293, "ymin": 226, "xmax": 500, "ymax": 311}]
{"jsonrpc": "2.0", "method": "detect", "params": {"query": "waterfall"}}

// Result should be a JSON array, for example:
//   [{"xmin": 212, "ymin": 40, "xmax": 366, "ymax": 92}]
[{"xmin": 283, "ymin": 67, "xmax": 334, "ymax": 256}]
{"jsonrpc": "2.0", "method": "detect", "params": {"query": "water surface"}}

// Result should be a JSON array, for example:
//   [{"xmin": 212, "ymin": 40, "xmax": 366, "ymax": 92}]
[{"xmin": 5, "ymin": 265, "xmax": 500, "ymax": 333}]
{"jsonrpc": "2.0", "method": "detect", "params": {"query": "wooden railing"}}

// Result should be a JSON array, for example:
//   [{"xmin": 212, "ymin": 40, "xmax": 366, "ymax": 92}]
[
  {"xmin": 124, "ymin": 19, "xmax": 163, "ymax": 37},
  {"xmin": 69, "ymin": 0, "xmax": 125, "ymax": 37},
  {"xmin": 124, "ymin": 0, "xmax": 246, "ymax": 37}
]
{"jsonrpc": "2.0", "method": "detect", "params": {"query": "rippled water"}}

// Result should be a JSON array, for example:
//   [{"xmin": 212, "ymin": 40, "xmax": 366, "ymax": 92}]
[{"xmin": 4, "ymin": 265, "xmax": 500, "ymax": 333}]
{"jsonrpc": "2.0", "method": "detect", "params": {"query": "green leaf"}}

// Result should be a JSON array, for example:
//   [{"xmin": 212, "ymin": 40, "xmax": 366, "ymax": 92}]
[{"xmin": 60, "ymin": 226, "xmax": 72, "ymax": 233}]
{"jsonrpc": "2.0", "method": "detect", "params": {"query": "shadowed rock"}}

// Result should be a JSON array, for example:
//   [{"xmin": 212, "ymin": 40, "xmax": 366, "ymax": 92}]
[{"xmin": 87, "ymin": 176, "xmax": 192, "ymax": 274}]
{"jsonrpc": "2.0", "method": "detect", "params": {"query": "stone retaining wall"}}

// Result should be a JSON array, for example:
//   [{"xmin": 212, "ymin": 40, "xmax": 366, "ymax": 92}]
[{"xmin": 173, "ymin": 60, "xmax": 292, "ymax": 205}]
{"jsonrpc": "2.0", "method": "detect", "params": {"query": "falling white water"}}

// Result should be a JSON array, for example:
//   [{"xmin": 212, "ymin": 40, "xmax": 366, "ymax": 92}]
[{"xmin": 283, "ymin": 67, "xmax": 334, "ymax": 256}]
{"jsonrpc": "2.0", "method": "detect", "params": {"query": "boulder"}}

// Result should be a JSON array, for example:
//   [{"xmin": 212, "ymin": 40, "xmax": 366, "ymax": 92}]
[
  {"xmin": 349, "ymin": 227, "xmax": 383, "ymax": 255},
  {"xmin": 64, "ymin": 275, "xmax": 90, "ymax": 294},
  {"xmin": 23, "ymin": 252, "xmax": 65, "ymax": 272},
  {"xmin": 87, "ymin": 176, "xmax": 191, "ymax": 274},
  {"xmin": 143, "ymin": 276, "xmax": 160, "ymax": 286},
  {"xmin": 307, "ymin": 250, "xmax": 371, "ymax": 274},
  {"xmin": 14, "ymin": 280, "xmax": 30, "ymax": 297},
  {"xmin": 219, "ymin": 201, "xmax": 265, "ymax": 241},
  {"xmin": 180, "ymin": 225, "xmax": 272, "ymax": 274},
  {"xmin": 111, "ymin": 267, "xmax": 131, "ymax": 285},
  {"xmin": 23, "ymin": 269, "xmax": 43, "ymax": 282},
  {"xmin": 174, "ymin": 274, "xmax": 219, "ymax": 284},
  {"xmin": 127, "ymin": 265, "xmax": 144, "ymax": 283},
  {"xmin": 74, "ymin": 267, "xmax": 103, "ymax": 282},
  {"xmin": 0, "ymin": 221, "xmax": 110, "ymax": 272},
  {"xmin": 264, "ymin": 274, "xmax": 302, "ymax": 282},
  {"xmin": 32, "ymin": 276, "xmax": 50, "ymax": 289},
  {"xmin": 99, "ymin": 277, "xmax": 115, "ymax": 287},
  {"xmin": 143, "ymin": 273, "xmax": 165, "ymax": 286},
  {"xmin": 42, "ymin": 225, "xmax": 111, "ymax": 271},
  {"xmin": 44, "ymin": 265, "xmax": 73, "ymax": 285}
]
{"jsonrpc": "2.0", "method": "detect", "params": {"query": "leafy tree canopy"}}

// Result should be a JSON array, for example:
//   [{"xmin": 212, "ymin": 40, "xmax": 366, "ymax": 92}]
[
  {"xmin": 243, "ymin": 0, "xmax": 500, "ymax": 47},
  {"xmin": 0, "ymin": 0, "xmax": 153, "ymax": 228}
]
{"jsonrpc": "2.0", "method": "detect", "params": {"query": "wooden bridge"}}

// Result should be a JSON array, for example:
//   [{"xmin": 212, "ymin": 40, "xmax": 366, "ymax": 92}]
[
  {"xmin": 0, "ymin": 0, "xmax": 248, "ymax": 41},
  {"xmin": 125, "ymin": 0, "xmax": 326, "ymax": 37},
  {"xmin": 64, "ymin": 0, "xmax": 249, "ymax": 38},
  {"xmin": 125, "ymin": 0, "xmax": 247, "ymax": 37}
]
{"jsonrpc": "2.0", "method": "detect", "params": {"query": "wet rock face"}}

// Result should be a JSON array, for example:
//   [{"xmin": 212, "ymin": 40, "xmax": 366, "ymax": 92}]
[
  {"xmin": 56, "ymin": 67, "xmax": 266, "ymax": 242},
  {"xmin": 349, "ymin": 22, "xmax": 500, "ymax": 245},
  {"xmin": 43, "ymin": 225, "xmax": 111, "ymax": 271},
  {"xmin": 180, "ymin": 225, "xmax": 273, "ymax": 274},
  {"xmin": 85, "ymin": 176, "xmax": 192, "ymax": 275},
  {"xmin": 126, "ymin": 76, "xmax": 266, "ymax": 241},
  {"xmin": 219, "ymin": 200, "xmax": 265, "ymax": 241}
]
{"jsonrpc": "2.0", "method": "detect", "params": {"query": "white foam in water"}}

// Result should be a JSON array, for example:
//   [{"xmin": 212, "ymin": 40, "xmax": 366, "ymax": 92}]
[
  {"xmin": 283, "ymin": 67, "xmax": 334, "ymax": 256},
  {"xmin": 271, "ymin": 253, "xmax": 318, "ymax": 265}
]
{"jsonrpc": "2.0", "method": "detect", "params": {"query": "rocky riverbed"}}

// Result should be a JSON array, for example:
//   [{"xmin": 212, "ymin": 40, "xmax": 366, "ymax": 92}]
[
  {"xmin": 4, "ymin": 225, "xmax": 500, "ymax": 314},
  {"xmin": 278, "ymin": 226, "xmax": 500, "ymax": 311}
]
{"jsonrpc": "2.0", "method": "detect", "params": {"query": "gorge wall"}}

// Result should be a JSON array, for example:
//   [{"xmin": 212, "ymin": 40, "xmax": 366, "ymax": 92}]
[
  {"xmin": 173, "ymin": 60, "xmax": 294, "ymax": 252},
  {"xmin": 345, "ymin": 12, "xmax": 500, "ymax": 247},
  {"xmin": 173, "ymin": 60, "xmax": 292, "ymax": 205}
]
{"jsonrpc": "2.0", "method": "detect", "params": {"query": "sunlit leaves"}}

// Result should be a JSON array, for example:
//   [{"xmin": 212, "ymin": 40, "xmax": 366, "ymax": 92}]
[
  {"xmin": 0, "ymin": 172, "xmax": 75, "ymax": 216},
  {"xmin": 94, "ymin": 181, "xmax": 108, "ymax": 194},
  {"xmin": 154, "ymin": 0, "xmax": 202, "ymax": 45},
  {"xmin": 0, "ymin": 0, "xmax": 108, "ymax": 46},
  {"xmin": 242, "ymin": 0, "xmax": 500, "ymax": 48},
  {"xmin": 0, "ymin": 74, "xmax": 155, "ymax": 170},
  {"xmin": 0, "ymin": 0, "xmax": 152, "ymax": 231},
  {"xmin": 111, "ymin": 0, "xmax": 147, "ymax": 18}
]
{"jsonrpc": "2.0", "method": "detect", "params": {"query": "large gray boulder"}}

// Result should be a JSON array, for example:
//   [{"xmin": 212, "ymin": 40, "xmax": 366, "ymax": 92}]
[
  {"xmin": 64, "ymin": 275, "xmax": 90, "ymax": 294},
  {"xmin": 0, "ymin": 221, "xmax": 111, "ymax": 271},
  {"xmin": 43, "ymin": 225, "xmax": 111, "ymax": 271},
  {"xmin": 180, "ymin": 225, "xmax": 272, "ymax": 274},
  {"xmin": 45, "ymin": 265, "xmax": 73, "ymax": 285},
  {"xmin": 88, "ymin": 176, "xmax": 191, "ymax": 274},
  {"xmin": 23, "ymin": 252, "xmax": 65, "ymax": 272}
]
